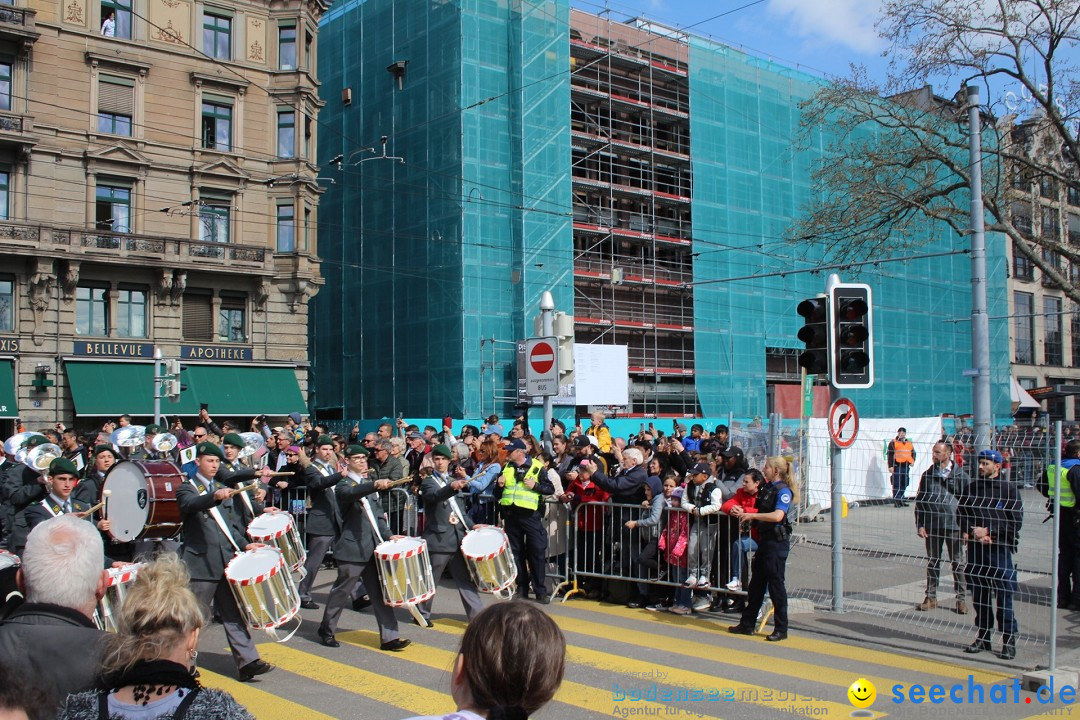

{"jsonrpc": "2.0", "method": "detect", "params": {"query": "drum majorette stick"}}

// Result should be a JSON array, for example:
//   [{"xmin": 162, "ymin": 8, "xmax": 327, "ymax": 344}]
[{"xmin": 76, "ymin": 489, "xmax": 111, "ymax": 519}]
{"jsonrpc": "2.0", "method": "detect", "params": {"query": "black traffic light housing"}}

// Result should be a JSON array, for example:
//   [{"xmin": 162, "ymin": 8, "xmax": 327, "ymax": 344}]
[
  {"xmin": 797, "ymin": 296, "xmax": 829, "ymax": 375},
  {"xmin": 829, "ymin": 283, "xmax": 874, "ymax": 389}
]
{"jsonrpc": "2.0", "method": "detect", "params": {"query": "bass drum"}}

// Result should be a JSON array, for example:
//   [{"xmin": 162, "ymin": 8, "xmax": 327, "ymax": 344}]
[{"xmin": 101, "ymin": 460, "xmax": 185, "ymax": 542}]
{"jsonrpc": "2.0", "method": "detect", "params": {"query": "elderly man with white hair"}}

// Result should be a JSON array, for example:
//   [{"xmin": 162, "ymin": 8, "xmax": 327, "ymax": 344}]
[
  {"xmin": 586, "ymin": 446, "xmax": 649, "ymax": 602},
  {"xmin": 0, "ymin": 515, "xmax": 108, "ymax": 709}
]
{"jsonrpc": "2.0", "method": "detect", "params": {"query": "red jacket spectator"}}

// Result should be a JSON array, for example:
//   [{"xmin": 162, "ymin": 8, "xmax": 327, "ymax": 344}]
[
  {"xmin": 722, "ymin": 488, "xmax": 759, "ymax": 540},
  {"xmin": 566, "ymin": 477, "xmax": 610, "ymax": 532}
]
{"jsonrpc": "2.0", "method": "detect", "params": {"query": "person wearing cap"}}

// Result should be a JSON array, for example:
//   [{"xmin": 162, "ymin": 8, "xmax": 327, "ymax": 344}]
[
  {"xmin": 888, "ymin": 427, "xmax": 917, "ymax": 508},
  {"xmin": 176, "ymin": 441, "xmax": 275, "ymax": 681},
  {"xmin": 24, "ymin": 459, "xmax": 98, "ymax": 534},
  {"xmin": 73, "ymin": 444, "xmax": 136, "ymax": 563},
  {"xmin": 1, "ymin": 435, "xmax": 53, "ymax": 554},
  {"xmin": 217, "ymin": 433, "xmax": 274, "ymax": 511},
  {"xmin": 297, "ymin": 435, "xmax": 346, "ymax": 609},
  {"xmin": 683, "ymin": 462, "xmax": 723, "ymax": 593},
  {"xmin": 495, "ymin": 438, "xmax": 554, "ymax": 603},
  {"xmin": 417, "ymin": 444, "xmax": 484, "ymax": 625},
  {"xmin": 127, "ymin": 423, "xmax": 161, "ymax": 462},
  {"xmin": 564, "ymin": 458, "xmax": 611, "ymax": 600},
  {"xmin": 405, "ymin": 431, "xmax": 432, "ymax": 479},
  {"xmin": 317, "ymin": 444, "xmax": 410, "ymax": 651},
  {"xmin": 958, "ymin": 449, "xmax": 1023, "ymax": 659}
]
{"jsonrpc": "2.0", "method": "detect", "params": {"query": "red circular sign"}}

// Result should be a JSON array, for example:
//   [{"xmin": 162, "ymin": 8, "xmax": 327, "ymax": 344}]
[
  {"xmin": 529, "ymin": 342, "xmax": 555, "ymax": 374},
  {"xmin": 828, "ymin": 398, "xmax": 859, "ymax": 448}
]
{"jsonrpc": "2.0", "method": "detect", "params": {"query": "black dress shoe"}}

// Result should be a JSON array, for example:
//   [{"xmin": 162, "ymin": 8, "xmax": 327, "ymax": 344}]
[
  {"xmin": 766, "ymin": 631, "xmax": 787, "ymax": 642},
  {"xmin": 380, "ymin": 638, "xmax": 411, "ymax": 652},
  {"xmin": 964, "ymin": 637, "xmax": 991, "ymax": 654},
  {"xmin": 300, "ymin": 600, "xmax": 320, "ymax": 610},
  {"xmin": 413, "ymin": 616, "xmax": 434, "ymax": 628},
  {"xmin": 536, "ymin": 594, "xmax": 551, "ymax": 605},
  {"xmin": 998, "ymin": 634, "xmax": 1017, "ymax": 660},
  {"xmin": 727, "ymin": 625, "xmax": 754, "ymax": 635},
  {"xmin": 723, "ymin": 603, "xmax": 747, "ymax": 615},
  {"xmin": 238, "ymin": 659, "xmax": 274, "ymax": 682},
  {"xmin": 351, "ymin": 595, "xmax": 371, "ymax": 612},
  {"xmin": 317, "ymin": 627, "xmax": 340, "ymax": 648}
]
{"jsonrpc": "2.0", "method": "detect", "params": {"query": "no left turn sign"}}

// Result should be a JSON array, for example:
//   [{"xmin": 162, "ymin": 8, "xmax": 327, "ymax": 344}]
[{"xmin": 828, "ymin": 397, "xmax": 859, "ymax": 448}]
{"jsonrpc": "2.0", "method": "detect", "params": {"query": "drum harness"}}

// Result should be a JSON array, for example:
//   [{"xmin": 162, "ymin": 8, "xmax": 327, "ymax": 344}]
[
  {"xmin": 188, "ymin": 476, "xmax": 301, "ymax": 642},
  {"xmin": 428, "ymin": 472, "xmax": 470, "ymax": 529}
]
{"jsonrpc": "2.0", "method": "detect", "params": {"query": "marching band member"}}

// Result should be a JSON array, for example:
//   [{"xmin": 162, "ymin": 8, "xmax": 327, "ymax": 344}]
[
  {"xmin": 23, "ymin": 459, "xmax": 98, "ymax": 532},
  {"xmin": 1, "ymin": 435, "xmax": 52, "ymax": 554},
  {"xmin": 317, "ymin": 444, "xmax": 410, "ymax": 651},
  {"xmin": 218, "ymin": 433, "xmax": 274, "ymax": 512},
  {"xmin": 418, "ymin": 444, "xmax": 483, "ymax": 626},
  {"xmin": 176, "ymin": 442, "xmax": 274, "ymax": 682},
  {"xmin": 298, "ymin": 435, "xmax": 344, "ymax": 610},
  {"xmin": 73, "ymin": 444, "xmax": 135, "ymax": 563}
]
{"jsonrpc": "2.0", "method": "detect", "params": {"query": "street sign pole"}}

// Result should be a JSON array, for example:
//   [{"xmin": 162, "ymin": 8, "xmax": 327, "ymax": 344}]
[
  {"xmin": 827, "ymin": 273, "xmax": 843, "ymax": 613},
  {"xmin": 540, "ymin": 292, "xmax": 555, "ymax": 454}
]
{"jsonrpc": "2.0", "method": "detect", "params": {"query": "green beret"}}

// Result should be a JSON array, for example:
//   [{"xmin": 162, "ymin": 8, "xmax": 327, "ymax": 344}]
[
  {"xmin": 316, "ymin": 435, "xmax": 334, "ymax": 448},
  {"xmin": 23, "ymin": 435, "xmax": 48, "ymax": 450},
  {"xmin": 432, "ymin": 444, "xmax": 453, "ymax": 459},
  {"xmin": 345, "ymin": 444, "xmax": 369, "ymax": 457},
  {"xmin": 145, "ymin": 424, "xmax": 161, "ymax": 434},
  {"xmin": 222, "ymin": 433, "xmax": 245, "ymax": 448},
  {"xmin": 196, "ymin": 441, "xmax": 225, "ymax": 460},
  {"xmin": 49, "ymin": 457, "xmax": 79, "ymax": 477},
  {"xmin": 93, "ymin": 444, "xmax": 116, "ymax": 457}
]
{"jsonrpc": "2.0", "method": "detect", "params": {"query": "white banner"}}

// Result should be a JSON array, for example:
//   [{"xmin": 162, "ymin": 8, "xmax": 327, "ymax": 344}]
[{"xmin": 806, "ymin": 416, "xmax": 943, "ymax": 510}]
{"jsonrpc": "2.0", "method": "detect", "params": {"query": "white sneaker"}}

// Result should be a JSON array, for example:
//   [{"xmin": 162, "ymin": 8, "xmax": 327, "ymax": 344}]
[
  {"xmin": 726, "ymin": 578, "xmax": 742, "ymax": 592},
  {"xmin": 683, "ymin": 575, "xmax": 697, "ymax": 587}
]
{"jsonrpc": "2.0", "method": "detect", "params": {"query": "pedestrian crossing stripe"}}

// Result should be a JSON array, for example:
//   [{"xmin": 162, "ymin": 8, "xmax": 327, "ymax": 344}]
[
  {"xmin": 256, "ymin": 643, "xmax": 455, "ymax": 717},
  {"xmin": 198, "ymin": 669, "xmax": 337, "ymax": 720},
  {"xmin": 570, "ymin": 599, "xmax": 1011, "ymax": 684},
  {"xmin": 333, "ymin": 629, "xmax": 722, "ymax": 720}
]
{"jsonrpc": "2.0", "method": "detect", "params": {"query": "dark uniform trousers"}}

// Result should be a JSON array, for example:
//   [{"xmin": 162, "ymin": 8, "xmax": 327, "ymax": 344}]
[
  {"xmin": 419, "ymin": 552, "xmax": 484, "ymax": 622},
  {"xmin": 321, "ymin": 560, "xmax": 400, "ymax": 643},
  {"xmin": 504, "ymin": 511, "xmax": 548, "ymax": 596},
  {"xmin": 967, "ymin": 542, "xmax": 1018, "ymax": 635},
  {"xmin": 740, "ymin": 540, "xmax": 789, "ymax": 634},
  {"xmin": 190, "ymin": 577, "xmax": 258, "ymax": 668},
  {"xmin": 298, "ymin": 535, "xmax": 334, "ymax": 602}
]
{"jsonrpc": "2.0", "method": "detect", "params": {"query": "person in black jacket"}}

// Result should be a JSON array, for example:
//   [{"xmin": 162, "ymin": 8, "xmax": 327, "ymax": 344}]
[
  {"xmin": 494, "ymin": 440, "xmax": 555, "ymax": 603},
  {"xmin": 958, "ymin": 449, "xmax": 1022, "ymax": 659},
  {"xmin": 297, "ymin": 436, "xmax": 345, "ymax": 610},
  {"xmin": 915, "ymin": 442, "xmax": 969, "ymax": 614}
]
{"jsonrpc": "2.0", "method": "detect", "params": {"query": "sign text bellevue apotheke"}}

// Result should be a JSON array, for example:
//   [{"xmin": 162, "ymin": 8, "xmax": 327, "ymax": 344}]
[{"xmin": 70, "ymin": 342, "xmax": 252, "ymax": 361}]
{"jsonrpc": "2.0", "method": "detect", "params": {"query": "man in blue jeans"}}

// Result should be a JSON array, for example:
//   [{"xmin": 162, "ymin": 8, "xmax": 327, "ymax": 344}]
[{"xmin": 958, "ymin": 449, "xmax": 1022, "ymax": 659}]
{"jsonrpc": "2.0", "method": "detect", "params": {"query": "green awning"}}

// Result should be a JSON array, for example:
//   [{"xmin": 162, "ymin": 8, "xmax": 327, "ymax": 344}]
[
  {"xmin": 66, "ymin": 362, "xmax": 202, "ymax": 417},
  {"xmin": 0, "ymin": 361, "xmax": 17, "ymax": 418},
  {"xmin": 181, "ymin": 365, "xmax": 305, "ymax": 416}
]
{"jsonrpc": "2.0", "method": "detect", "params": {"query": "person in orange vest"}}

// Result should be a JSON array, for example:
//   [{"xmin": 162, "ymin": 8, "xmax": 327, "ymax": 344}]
[{"xmin": 889, "ymin": 427, "xmax": 916, "ymax": 508}]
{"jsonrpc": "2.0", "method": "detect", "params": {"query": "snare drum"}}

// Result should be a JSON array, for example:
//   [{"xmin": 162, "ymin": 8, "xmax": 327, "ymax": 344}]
[
  {"xmin": 95, "ymin": 563, "xmax": 144, "ymax": 633},
  {"xmin": 247, "ymin": 513, "xmax": 306, "ymax": 574},
  {"xmin": 225, "ymin": 547, "xmax": 300, "ymax": 630},
  {"xmin": 0, "ymin": 549, "xmax": 22, "ymax": 619},
  {"xmin": 374, "ymin": 537, "xmax": 435, "ymax": 607},
  {"xmin": 461, "ymin": 526, "xmax": 516, "ymax": 596},
  {"xmin": 102, "ymin": 460, "xmax": 184, "ymax": 541}
]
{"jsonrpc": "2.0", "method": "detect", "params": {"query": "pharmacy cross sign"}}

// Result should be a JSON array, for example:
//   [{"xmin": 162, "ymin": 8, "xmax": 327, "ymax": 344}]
[{"xmin": 828, "ymin": 397, "xmax": 859, "ymax": 448}]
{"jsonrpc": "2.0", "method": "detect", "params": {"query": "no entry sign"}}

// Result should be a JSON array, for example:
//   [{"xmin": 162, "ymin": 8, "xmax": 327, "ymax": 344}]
[{"xmin": 525, "ymin": 337, "xmax": 558, "ymax": 396}]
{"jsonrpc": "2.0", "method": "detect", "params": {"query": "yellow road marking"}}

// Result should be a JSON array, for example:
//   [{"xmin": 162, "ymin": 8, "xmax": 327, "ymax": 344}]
[
  {"xmin": 199, "ymin": 669, "xmax": 337, "ymax": 720},
  {"xmin": 428, "ymin": 619, "xmax": 879, "ymax": 719},
  {"xmin": 256, "ymin": 642, "xmax": 454, "ymax": 717},
  {"xmin": 338, "ymin": 629, "xmax": 724, "ymax": 719},
  {"xmin": 566, "ymin": 599, "xmax": 1010, "ymax": 683}
]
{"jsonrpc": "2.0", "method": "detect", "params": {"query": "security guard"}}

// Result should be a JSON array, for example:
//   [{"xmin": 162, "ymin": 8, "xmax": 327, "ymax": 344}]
[
  {"xmin": 1045, "ymin": 439, "xmax": 1080, "ymax": 610},
  {"xmin": 889, "ymin": 427, "xmax": 916, "ymax": 507},
  {"xmin": 958, "ymin": 449, "xmax": 1022, "ymax": 659},
  {"xmin": 494, "ymin": 439, "xmax": 554, "ymax": 603},
  {"xmin": 728, "ymin": 457, "xmax": 796, "ymax": 642},
  {"xmin": 418, "ymin": 444, "xmax": 484, "ymax": 625}
]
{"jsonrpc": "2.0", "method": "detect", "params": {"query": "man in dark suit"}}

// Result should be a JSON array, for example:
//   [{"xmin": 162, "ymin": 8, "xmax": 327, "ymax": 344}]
[
  {"xmin": 317, "ymin": 444, "xmax": 409, "ymax": 651},
  {"xmin": 1, "ymin": 435, "xmax": 52, "ymax": 554},
  {"xmin": 217, "ymin": 433, "xmax": 273, "ymax": 516},
  {"xmin": 418, "ymin": 444, "xmax": 483, "ymax": 625},
  {"xmin": 24, "ymin": 459, "xmax": 96, "ymax": 532},
  {"xmin": 176, "ymin": 441, "xmax": 274, "ymax": 681},
  {"xmin": 297, "ymin": 435, "xmax": 344, "ymax": 609}
]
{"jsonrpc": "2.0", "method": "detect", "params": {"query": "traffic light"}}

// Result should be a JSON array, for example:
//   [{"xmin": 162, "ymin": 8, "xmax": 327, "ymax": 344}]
[
  {"xmin": 829, "ymin": 283, "xmax": 874, "ymax": 389},
  {"xmin": 163, "ymin": 359, "xmax": 183, "ymax": 402},
  {"xmin": 797, "ymin": 296, "xmax": 830, "ymax": 375}
]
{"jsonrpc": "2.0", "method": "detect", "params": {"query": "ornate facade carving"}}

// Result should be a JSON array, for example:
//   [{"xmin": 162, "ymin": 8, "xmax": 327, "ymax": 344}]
[
  {"xmin": 60, "ymin": 261, "xmax": 79, "ymax": 303},
  {"xmin": 170, "ymin": 270, "xmax": 187, "ymax": 306}
]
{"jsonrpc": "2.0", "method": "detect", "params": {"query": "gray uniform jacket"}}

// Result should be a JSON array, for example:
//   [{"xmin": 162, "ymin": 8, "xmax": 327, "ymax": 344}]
[
  {"xmin": 0, "ymin": 463, "xmax": 47, "ymax": 551},
  {"xmin": 421, "ymin": 472, "xmax": 473, "ymax": 553},
  {"xmin": 176, "ymin": 475, "xmax": 261, "ymax": 581},
  {"xmin": 302, "ymin": 462, "xmax": 343, "ymax": 537},
  {"xmin": 331, "ymin": 477, "xmax": 391, "ymax": 563}
]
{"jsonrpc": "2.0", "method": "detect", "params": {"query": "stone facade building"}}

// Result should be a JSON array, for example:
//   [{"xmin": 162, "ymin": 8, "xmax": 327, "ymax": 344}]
[{"xmin": 0, "ymin": 0, "xmax": 325, "ymax": 433}]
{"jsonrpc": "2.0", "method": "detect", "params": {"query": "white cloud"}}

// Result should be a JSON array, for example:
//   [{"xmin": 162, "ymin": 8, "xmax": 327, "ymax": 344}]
[{"xmin": 765, "ymin": 0, "xmax": 885, "ymax": 55}]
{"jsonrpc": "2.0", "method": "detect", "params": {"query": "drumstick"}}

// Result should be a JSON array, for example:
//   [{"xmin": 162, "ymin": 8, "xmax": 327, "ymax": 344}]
[
  {"xmin": 386, "ymin": 477, "xmax": 413, "ymax": 488},
  {"xmin": 262, "ymin": 471, "xmax": 295, "ymax": 478},
  {"xmin": 77, "ymin": 489, "xmax": 111, "ymax": 519},
  {"xmin": 228, "ymin": 483, "xmax": 261, "ymax": 497}
]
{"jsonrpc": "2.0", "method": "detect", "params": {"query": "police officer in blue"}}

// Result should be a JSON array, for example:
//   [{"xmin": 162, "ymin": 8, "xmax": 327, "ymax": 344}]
[
  {"xmin": 959, "ymin": 449, "xmax": 1022, "ymax": 659},
  {"xmin": 727, "ymin": 456, "xmax": 796, "ymax": 642}
]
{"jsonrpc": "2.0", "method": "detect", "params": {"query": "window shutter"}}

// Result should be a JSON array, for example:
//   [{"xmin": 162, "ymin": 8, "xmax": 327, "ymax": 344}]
[
  {"xmin": 99, "ymin": 76, "xmax": 134, "ymax": 115},
  {"xmin": 183, "ymin": 291, "xmax": 213, "ymax": 341}
]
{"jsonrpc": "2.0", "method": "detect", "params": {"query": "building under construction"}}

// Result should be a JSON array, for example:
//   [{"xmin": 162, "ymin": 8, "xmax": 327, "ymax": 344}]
[{"xmin": 313, "ymin": 0, "xmax": 1012, "ymax": 422}]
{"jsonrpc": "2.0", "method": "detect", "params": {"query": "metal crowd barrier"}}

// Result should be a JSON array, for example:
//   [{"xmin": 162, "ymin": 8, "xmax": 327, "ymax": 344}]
[{"xmin": 272, "ymin": 485, "xmax": 417, "ymax": 541}]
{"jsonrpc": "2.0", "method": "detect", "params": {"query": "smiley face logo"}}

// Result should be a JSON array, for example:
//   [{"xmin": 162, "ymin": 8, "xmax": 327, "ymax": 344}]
[{"xmin": 848, "ymin": 678, "xmax": 876, "ymax": 708}]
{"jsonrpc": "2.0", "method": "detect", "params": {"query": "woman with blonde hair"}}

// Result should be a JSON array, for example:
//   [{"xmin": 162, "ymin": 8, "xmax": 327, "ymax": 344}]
[
  {"xmin": 58, "ymin": 554, "xmax": 252, "ymax": 720},
  {"xmin": 726, "ymin": 455, "xmax": 797, "ymax": 642}
]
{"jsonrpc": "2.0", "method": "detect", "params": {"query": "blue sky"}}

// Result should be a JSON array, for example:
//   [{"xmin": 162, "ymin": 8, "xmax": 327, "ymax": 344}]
[{"xmin": 571, "ymin": 0, "xmax": 891, "ymax": 83}]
